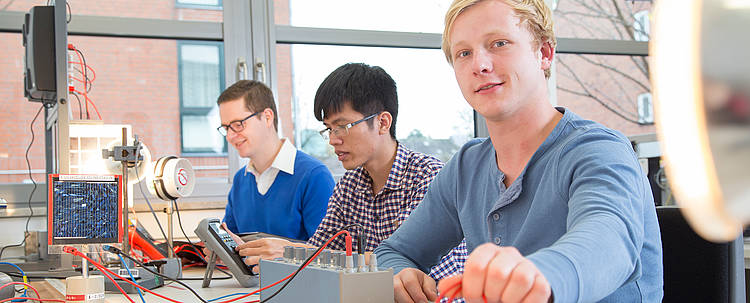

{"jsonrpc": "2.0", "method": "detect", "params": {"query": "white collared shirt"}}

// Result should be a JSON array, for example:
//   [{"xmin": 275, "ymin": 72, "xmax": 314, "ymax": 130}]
[{"xmin": 245, "ymin": 138, "xmax": 296, "ymax": 195}]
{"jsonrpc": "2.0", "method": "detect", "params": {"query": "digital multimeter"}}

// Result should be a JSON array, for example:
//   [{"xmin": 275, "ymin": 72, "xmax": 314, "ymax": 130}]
[{"xmin": 195, "ymin": 218, "xmax": 258, "ymax": 287}]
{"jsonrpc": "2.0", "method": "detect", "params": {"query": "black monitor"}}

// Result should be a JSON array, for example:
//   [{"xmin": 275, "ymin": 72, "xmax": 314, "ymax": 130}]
[{"xmin": 22, "ymin": 6, "xmax": 57, "ymax": 103}]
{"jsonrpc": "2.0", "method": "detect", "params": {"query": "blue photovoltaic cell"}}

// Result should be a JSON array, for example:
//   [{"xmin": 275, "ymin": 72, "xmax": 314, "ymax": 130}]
[{"xmin": 52, "ymin": 181, "xmax": 119, "ymax": 242}]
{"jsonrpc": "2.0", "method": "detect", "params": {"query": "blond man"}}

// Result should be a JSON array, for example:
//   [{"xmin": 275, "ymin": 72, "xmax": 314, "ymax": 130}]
[{"xmin": 374, "ymin": 1, "xmax": 663, "ymax": 302}]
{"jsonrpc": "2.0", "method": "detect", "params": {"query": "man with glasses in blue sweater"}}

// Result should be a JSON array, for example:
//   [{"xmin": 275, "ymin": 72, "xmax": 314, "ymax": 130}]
[{"xmin": 215, "ymin": 80, "xmax": 334, "ymax": 245}]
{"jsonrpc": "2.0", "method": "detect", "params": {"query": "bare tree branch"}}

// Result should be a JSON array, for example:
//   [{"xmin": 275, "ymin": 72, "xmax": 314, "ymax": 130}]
[
  {"xmin": 630, "ymin": 56, "xmax": 649, "ymax": 79},
  {"xmin": 556, "ymin": 13, "xmax": 611, "ymax": 39},
  {"xmin": 1, "ymin": 0, "xmax": 16, "ymax": 10},
  {"xmin": 573, "ymin": 0, "xmax": 611, "ymax": 18},
  {"xmin": 591, "ymin": 65, "xmax": 639, "ymax": 114},
  {"xmin": 612, "ymin": 0, "xmax": 638, "ymax": 41},
  {"xmin": 575, "ymin": 54, "xmax": 650, "ymax": 91},
  {"xmin": 555, "ymin": 10, "xmax": 619, "ymax": 21},
  {"xmin": 557, "ymin": 87, "xmax": 640, "ymax": 124},
  {"xmin": 557, "ymin": 58, "xmax": 640, "ymax": 124}
]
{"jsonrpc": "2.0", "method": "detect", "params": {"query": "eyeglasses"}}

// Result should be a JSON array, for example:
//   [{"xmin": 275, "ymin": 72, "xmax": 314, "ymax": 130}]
[
  {"xmin": 319, "ymin": 113, "xmax": 378, "ymax": 140},
  {"xmin": 217, "ymin": 112, "xmax": 261, "ymax": 136}
]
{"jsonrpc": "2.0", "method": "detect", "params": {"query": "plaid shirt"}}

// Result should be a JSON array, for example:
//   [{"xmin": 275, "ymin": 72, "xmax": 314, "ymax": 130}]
[{"xmin": 307, "ymin": 144, "xmax": 467, "ymax": 288}]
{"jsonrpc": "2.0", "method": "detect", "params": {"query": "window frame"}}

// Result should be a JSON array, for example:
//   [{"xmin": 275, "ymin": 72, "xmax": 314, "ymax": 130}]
[
  {"xmin": 175, "ymin": 0, "xmax": 223, "ymax": 10},
  {"xmin": 0, "ymin": 0, "xmax": 651, "ymax": 202},
  {"xmin": 177, "ymin": 40, "xmax": 228, "ymax": 155}
]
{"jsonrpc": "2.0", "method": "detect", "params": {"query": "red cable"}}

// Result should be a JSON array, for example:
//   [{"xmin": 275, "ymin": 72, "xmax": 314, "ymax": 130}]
[
  {"xmin": 64, "ymin": 247, "xmax": 186, "ymax": 303},
  {"xmin": 64, "ymin": 229, "xmax": 350, "ymax": 303},
  {"xmin": 345, "ymin": 235, "xmax": 352, "ymax": 256},
  {"xmin": 85, "ymin": 262, "xmax": 135, "ymax": 303},
  {"xmin": 0, "ymin": 297, "xmax": 65, "ymax": 303},
  {"xmin": 86, "ymin": 63, "xmax": 97, "ymax": 82},
  {"xmin": 0, "ymin": 281, "xmax": 41, "ymax": 299},
  {"xmin": 215, "ymin": 230, "xmax": 352, "ymax": 303},
  {"xmin": 436, "ymin": 276, "xmax": 487, "ymax": 303},
  {"xmin": 71, "ymin": 47, "xmax": 89, "ymax": 118},
  {"xmin": 72, "ymin": 89, "xmax": 102, "ymax": 120}
]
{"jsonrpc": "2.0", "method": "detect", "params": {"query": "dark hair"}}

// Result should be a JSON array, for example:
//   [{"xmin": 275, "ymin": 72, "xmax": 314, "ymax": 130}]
[
  {"xmin": 217, "ymin": 80, "xmax": 278, "ymax": 131},
  {"xmin": 313, "ymin": 63, "xmax": 398, "ymax": 139}
]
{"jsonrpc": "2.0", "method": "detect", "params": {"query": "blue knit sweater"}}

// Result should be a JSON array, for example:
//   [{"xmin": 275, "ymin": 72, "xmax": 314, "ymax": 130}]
[{"xmin": 223, "ymin": 151, "xmax": 334, "ymax": 241}]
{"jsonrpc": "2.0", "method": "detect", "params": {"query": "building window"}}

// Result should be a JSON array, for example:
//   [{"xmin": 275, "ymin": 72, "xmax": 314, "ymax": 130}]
[
  {"xmin": 282, "ymin": 44, "xmax": 474, "ymax": 176},
  {"xmin": 176, "ymin": 0, "xmax": 222, "ymax": 9},
  {"xmin": 633, "ymin": 10, "xmax": 650, "ymax": 42},
  {"xmin": 178, "ymin": 41, "xmax": 226, "ymax": 155}
]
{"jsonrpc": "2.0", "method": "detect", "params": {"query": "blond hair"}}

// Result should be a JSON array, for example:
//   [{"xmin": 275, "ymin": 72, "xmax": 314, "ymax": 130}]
[{"xmin": 442, "ymin": 0, "xmax": 557, "ymax": 78}]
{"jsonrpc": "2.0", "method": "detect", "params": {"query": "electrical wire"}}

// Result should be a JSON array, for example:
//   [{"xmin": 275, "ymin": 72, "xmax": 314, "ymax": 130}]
[
  {"xmin": 90, "ymin": 262, "xmax": 136, "ymax": 303},
  {"xmin": 63, "ymin": 248, "xmax": 142, "ymax": 303},
  {"xmin": 70, "ymin": 91, "xmax": 82, "ymax": 119},
  {"xmin": 0, "ymin": 262, "xmax": 28, "ymax": 302},
  {"xmin": 70, "ymin": 47, "xmax": 89, "ymax": 119},
  {"xmin": 132, "ymin": 140, "xmax": 171, "ymax": 254},
  {"xmin": 0, "ymin": 281, "xmax": 40, "ymax": 301},
  {"xmin": 172, "ymin": 198, "xmax": 236, "ymax": 280},
  {"xmin": 71, "ymin": 89, "xmax": 100, "ymax": 120},
  {"xmin": 436, "ymin": 276, "xmax": 487, "ymax": 303},
  {"xmin": 117, "ymin": 254, "xmax": 146, "ymax": 303},
  {"xmin": 197, "ymin": 229, "xmax": 352, "ymax": 303},
  {"xmin": 73, "ymin": 48, "xmax": 87, "ymax": 95},
  {"xmin": 66, "ymin": 246, "xmax": 198, "ymax": 303},
  {"xmin": 206, "ymin": 292, "xmax": 250, "ymax": 302},
  {"xmin": 65, "ymin": 230, "xmax": 354, "ymax": 303},
  {"xmin": 0, "ymin": 105, "xmax": 43, "ymax": 261},
  {"xmin": 257, "ymin": 229, "xmax": 352, "ymax": 303},
  {"xmin": 104, "ymin": 246, "xmax": 208, "ymax": 303},
  {"xmin": 0, "ymin": 298, "xmax": 64, "ymax": 303}
]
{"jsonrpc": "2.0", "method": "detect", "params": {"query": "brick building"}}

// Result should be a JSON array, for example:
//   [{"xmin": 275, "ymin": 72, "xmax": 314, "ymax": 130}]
[{"xmin": 0, "ymin": 0, "xmax": 653, "ymax": 184}]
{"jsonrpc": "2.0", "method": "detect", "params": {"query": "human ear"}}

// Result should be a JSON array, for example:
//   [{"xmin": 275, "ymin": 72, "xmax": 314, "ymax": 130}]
[
  {"xmin": 539, "ymin": 41, "xmax": 554, "ymax": 70},
  {"xmin": 377, "ymin": 112, "xmax": 392, "ymax": 135}
]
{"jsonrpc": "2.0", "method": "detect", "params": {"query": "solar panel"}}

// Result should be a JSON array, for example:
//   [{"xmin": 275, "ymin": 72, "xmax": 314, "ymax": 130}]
[{"xmin": 47, "ymin": 174, "xmax": 123, "ymax": 249}]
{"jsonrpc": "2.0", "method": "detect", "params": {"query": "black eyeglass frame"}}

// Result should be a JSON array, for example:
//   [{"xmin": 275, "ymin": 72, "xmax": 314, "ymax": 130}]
[
  {"xmin": 318, "ymin": 113, "xmax": 378, "ymax": 140},
  {"xmin": 217, "ymin": 111, "xmax": 261, "ymax": 136}
]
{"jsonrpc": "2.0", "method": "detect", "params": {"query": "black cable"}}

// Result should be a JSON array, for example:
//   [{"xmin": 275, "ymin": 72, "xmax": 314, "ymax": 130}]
[
  {"xmin": 339, "ymin": 223, "xmax": 364, "ymax": 254},
  {"xmin": 105, "ymin": 246, "xmax": 208, "ymax": 303},
  {"xmin": 72, "ymin": 67, "xmax": 93, "ymax": 93},
  {"xmin": 260, "ymin": 227, "xmax": 354, "ymax": 303},
  {"xmin": 0, "ymin": 105, "xmax": 43, "ymax": 260},
  {"xmin": 132, "ymin": 140, "xmax": 171, "ymax": 254},
  {"xmin": 73, "ymin": 49, "xmax": 87, "ymax": 92},
  {"xmin": 70, "ymin": 91, "xmax": 82, "ymax": 119},
  {"xmin": 171, "ymin": 199, "xmax": 234, "ymax": 280},
  {"xmin": 73, "ymin": 48, "xmax": 90, "ymax": 118}
]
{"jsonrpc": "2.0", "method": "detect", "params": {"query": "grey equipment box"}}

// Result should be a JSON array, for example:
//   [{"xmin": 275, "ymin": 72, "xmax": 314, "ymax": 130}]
[{"xmin": 259, "ymin": 258, "xmax": 394, "ymax": 303}]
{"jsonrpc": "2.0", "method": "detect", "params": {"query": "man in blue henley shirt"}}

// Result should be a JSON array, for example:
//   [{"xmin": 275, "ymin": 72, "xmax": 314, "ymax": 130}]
[
  {"xmin": 216, "ymin": 80, "xmax": 334, "ymax": 245},
  {"xmin": 374, "ymin": 1, "xmax": 663, "ymax": 302}
]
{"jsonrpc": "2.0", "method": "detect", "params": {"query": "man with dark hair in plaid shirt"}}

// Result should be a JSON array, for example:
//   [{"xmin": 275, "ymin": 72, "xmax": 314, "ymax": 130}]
[{"xmin": 231, "ymin": 63, "xmax": 467, "ymax": 284}]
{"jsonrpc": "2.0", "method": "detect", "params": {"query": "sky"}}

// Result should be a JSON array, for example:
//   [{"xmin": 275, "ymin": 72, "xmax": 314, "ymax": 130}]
[{"xmin": 287, "ymin": 0, "xmax": 474, "ymax": 141}]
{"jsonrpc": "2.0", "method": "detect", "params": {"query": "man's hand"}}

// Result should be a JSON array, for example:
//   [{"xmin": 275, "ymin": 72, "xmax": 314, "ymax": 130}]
[
  {"xmin": 438, "ymin": 243, "xmax": 551, "ymax": 303},
  {"xmin": 200, "ymin": 223, "xmax": 242, "ymax": 265},
  {"xmin": 235, "ymin": 237, "xmax": 298, "ymax": 274},
  {"xmin": 393, "ymin": 268, "xmax": 438, "ymax": 303}
]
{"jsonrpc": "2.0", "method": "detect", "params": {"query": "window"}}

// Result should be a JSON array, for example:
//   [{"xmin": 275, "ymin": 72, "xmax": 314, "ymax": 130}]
[
  {"xmin": 176, "ymin": 0, "xmax": 222, "ymax": 10},
  {"xmin": 281, "ymin": 0, "xmax": 449, "ymax": 33},
  {"xmin": 633, "ymin": 10, "xmax": 650, "ymax": 42},
  {"xmin": 281, "ymin": 44, "xmax": 473, "ymax": 176},
  {"xmin": 555, "ymin": 54, "xmax": 653, "ymax": 136},
  {"xmin": 553, "ymin": 0, "xmax": 652, "ymax": 41},
  {"xmin": 178, "ymin": 41, "xmax": 226, "ymax": 154}
]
